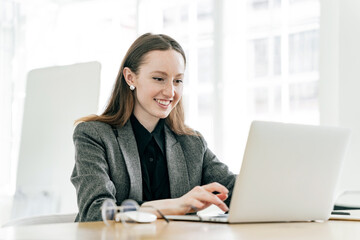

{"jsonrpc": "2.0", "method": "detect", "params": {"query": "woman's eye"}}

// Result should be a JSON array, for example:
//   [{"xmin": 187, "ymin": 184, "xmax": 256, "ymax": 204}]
[
  {"xmin": 153, "ymin": 77, "xmax": 164, "ymax": 81},
  {"xmin": 175, "ymin": 79, "xmax": 183, "ymax": 84}
]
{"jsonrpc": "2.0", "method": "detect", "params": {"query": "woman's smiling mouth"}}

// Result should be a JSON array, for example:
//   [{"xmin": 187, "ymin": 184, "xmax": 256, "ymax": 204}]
[{"xmin": 155, "ymin": 98, "xmax": 172, "ymax": 107}]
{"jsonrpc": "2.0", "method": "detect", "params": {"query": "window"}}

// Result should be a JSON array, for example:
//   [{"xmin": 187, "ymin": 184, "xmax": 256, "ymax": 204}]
[
  {"xmin": 251, "ymin": 38, "xmax": 269, "ymax": 78},
  {"xmin": 0, "ymin": 0, "xmax": 137, "ymax": 195},
  {"xmin": 289, "ymin": 30, "xmax": 319, "ymax": 74},
  {"xmin": 246, "ymin": 0, "xmax": 319, "ymax": 123},
  {"xmin": 0, "ymin": 0, "xmax": 17, "ymax": 194},
  {"xmin": 1, "ymin": 0, "xmax": 320, "ymax": 194}
]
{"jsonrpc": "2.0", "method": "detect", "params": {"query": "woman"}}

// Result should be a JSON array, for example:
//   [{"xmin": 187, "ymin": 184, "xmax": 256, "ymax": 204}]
[{"xmin": 71, "ymin": 33, "xmax": 236, "ymax": 222}]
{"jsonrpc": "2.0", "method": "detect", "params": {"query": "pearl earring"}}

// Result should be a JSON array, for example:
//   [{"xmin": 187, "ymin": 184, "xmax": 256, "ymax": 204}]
[{"xmin": 130, "ymin": 85, "xmax": 135, "ymax": 91}]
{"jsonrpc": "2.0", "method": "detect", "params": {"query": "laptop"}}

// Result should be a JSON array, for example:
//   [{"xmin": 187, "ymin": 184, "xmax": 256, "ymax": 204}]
[{"xmin": 166, "ymin": 121, "xmax": 351, "ymax": 223}]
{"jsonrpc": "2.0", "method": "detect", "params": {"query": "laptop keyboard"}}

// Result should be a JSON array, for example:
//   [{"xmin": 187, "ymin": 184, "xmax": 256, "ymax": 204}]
[{"xmin": 208, "ymin": 213, "xmax": 229, "ymax": 222}]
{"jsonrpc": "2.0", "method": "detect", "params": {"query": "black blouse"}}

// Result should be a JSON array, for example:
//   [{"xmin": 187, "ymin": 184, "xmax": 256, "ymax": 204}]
[{"xmin": 130, "ymin": 114, "xmax": 171, "ymax": 202}]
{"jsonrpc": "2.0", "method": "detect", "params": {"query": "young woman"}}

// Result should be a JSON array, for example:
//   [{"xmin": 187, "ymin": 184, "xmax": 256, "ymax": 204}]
[{"xmin": 71, "ymin": 33, "xmax": 236, "ymax": 222}]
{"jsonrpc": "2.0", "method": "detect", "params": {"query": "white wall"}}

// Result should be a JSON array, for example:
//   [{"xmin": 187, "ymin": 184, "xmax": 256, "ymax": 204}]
[{"xmin": 320, "ymin": 0, "xmax": 360, "ymax": 191}]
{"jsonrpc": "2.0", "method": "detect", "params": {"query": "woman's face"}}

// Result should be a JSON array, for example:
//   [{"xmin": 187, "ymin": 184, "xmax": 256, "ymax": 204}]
[{"xmin": 127, "ymin": 50, "xmax": 185, "ymax": 126}]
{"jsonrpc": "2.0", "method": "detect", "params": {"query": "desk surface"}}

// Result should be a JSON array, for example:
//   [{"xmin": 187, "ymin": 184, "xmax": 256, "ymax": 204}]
[{"xmin": 1, "ymin": 220, "xmax": 359, "ymax": 240}]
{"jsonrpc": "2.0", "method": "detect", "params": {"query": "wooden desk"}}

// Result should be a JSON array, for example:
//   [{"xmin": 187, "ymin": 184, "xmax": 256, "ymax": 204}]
[{"xmin": 1, "ymin": 220, "xmax": 359, "ymax": 240}]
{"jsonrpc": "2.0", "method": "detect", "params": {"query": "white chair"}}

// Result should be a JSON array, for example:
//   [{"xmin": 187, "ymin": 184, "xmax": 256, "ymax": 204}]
[{"xmin": 10, "ymin": 62, "xmax": 100, "ymax": 221}]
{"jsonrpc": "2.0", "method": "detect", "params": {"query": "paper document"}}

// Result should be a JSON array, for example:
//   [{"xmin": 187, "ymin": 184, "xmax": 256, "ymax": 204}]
[{"xmin": 330, "ymin": 210, "xmax": 360, "ymax": 221}]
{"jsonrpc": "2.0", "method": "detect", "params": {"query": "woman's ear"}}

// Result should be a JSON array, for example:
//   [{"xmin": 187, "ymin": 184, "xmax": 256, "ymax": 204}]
[{"xmin": 123, "ymin": 67, "xmax": 136, "ymax": 87}]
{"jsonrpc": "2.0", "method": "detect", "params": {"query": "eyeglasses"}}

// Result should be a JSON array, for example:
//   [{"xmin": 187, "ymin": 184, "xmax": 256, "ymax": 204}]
[{"xmin": 101, "ymin": 199, "xmax": 169, "ymax": 225}]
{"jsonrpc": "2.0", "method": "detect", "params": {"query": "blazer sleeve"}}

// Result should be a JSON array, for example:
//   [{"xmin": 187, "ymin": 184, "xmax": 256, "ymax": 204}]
[
  {"xmin": 199, "ymin": 135, "xmax": 236, "ymax": 207},
  {"xmin": 71, "ymin": 122, "xmax": 117, "ymax": 222}
]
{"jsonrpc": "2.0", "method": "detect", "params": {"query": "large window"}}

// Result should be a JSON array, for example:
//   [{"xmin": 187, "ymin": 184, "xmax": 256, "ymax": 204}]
[
  {"xmin": 136, "ymin": 0, "xmax": 320, "ymax": 171},
  {"xmin": 0, "ymin": 0, "xmax": 16, "ymax": 195},
  {"xmin": 0, "ymin": 0, "xmax": 138, "ymax": 196},
  {"xmin": 0, "ymin": 0, "xmax": 320, "ymax": 195}
]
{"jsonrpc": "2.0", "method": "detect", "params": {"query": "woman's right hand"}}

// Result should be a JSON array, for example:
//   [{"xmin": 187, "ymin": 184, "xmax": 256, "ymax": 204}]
[
  {"xmin": 175, "ymin": 182, "xmax": 229, "ymax": 214},
  {"xmin": 141, "ymin": 182, "xmax": 229, "ymax": 216}
]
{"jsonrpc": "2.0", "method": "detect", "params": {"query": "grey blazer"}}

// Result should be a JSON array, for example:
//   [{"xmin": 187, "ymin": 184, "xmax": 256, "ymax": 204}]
[{"xmin": 71, "ymin": 120, "xmax": 236, "ymax": 222}]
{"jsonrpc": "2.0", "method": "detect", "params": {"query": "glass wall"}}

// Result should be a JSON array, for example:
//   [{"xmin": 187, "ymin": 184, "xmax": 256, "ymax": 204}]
[{"xmin": 0, "ymin": 0, "xmax": 320, "ymax": 194}]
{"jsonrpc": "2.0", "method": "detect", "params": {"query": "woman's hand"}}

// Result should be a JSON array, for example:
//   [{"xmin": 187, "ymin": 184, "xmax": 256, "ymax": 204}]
[
  {"xmin": 141, "ymin": 182, "xmax": 229, "ymax": 216},
  {"xmin": 176, "ymin": 182, "xmax": 229, "ymax": 214}
]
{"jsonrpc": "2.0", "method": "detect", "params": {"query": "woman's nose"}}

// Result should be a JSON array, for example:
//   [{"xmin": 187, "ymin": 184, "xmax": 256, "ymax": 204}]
[{"xmin": 163, "ymin": 81, "xmax": 175, "ymax": 97}]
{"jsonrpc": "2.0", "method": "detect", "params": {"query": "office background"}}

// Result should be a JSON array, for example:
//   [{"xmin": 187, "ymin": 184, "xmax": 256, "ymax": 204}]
[{"xmin": 0, "ymin": 0, "xmax": 359, "ymax": 225}]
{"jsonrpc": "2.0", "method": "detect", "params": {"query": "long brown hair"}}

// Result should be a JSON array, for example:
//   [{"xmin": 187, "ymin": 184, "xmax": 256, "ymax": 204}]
[{"xmin": 76, "ymin": 33, "xmax": 196, "ymax": 135}]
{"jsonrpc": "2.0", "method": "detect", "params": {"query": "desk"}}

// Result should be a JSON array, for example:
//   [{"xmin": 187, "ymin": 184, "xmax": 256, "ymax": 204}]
[{"xmin": 0, "ymin": 220, "xmax": 359, "ymax": 240}]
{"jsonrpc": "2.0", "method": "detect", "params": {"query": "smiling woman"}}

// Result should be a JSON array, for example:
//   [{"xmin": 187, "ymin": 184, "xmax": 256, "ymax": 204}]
[
  {"xmin": 123, "ymin": 50, "xmax": 185, "ymax": 132},
  {"xmin": 71, "ymin": 33, "xmax": 236, "ymax": 222},
  {"xmin": 75, "ymin": 33, "xmax": 191, "ymax": 135}
]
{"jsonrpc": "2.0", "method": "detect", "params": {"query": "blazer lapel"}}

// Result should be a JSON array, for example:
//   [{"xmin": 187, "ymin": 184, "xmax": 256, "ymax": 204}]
[
  {"xmin": 115, "ymin": 121, "xmax": 143, "ymax": 202},
  {"xmin": 165, "ymin": 125, "xmax": 191, "ymax": 198}
]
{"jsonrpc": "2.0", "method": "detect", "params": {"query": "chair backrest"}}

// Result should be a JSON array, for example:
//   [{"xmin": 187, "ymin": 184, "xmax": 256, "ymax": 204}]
[{"xmin": 11, "ymin": 62, "xmax": 101, "ymax": 220}]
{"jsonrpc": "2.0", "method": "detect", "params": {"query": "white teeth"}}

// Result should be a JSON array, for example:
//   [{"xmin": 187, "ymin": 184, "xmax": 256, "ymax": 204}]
[{"xmin": 156, "ymin": 99, "xmax": 171, "ymax": 105}]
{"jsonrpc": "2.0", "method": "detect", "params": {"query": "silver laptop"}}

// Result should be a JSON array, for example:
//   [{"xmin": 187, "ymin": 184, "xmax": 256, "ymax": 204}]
[{"xmin": 166, "ymin": 121, "xmax": 351, "ymax": 223}]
